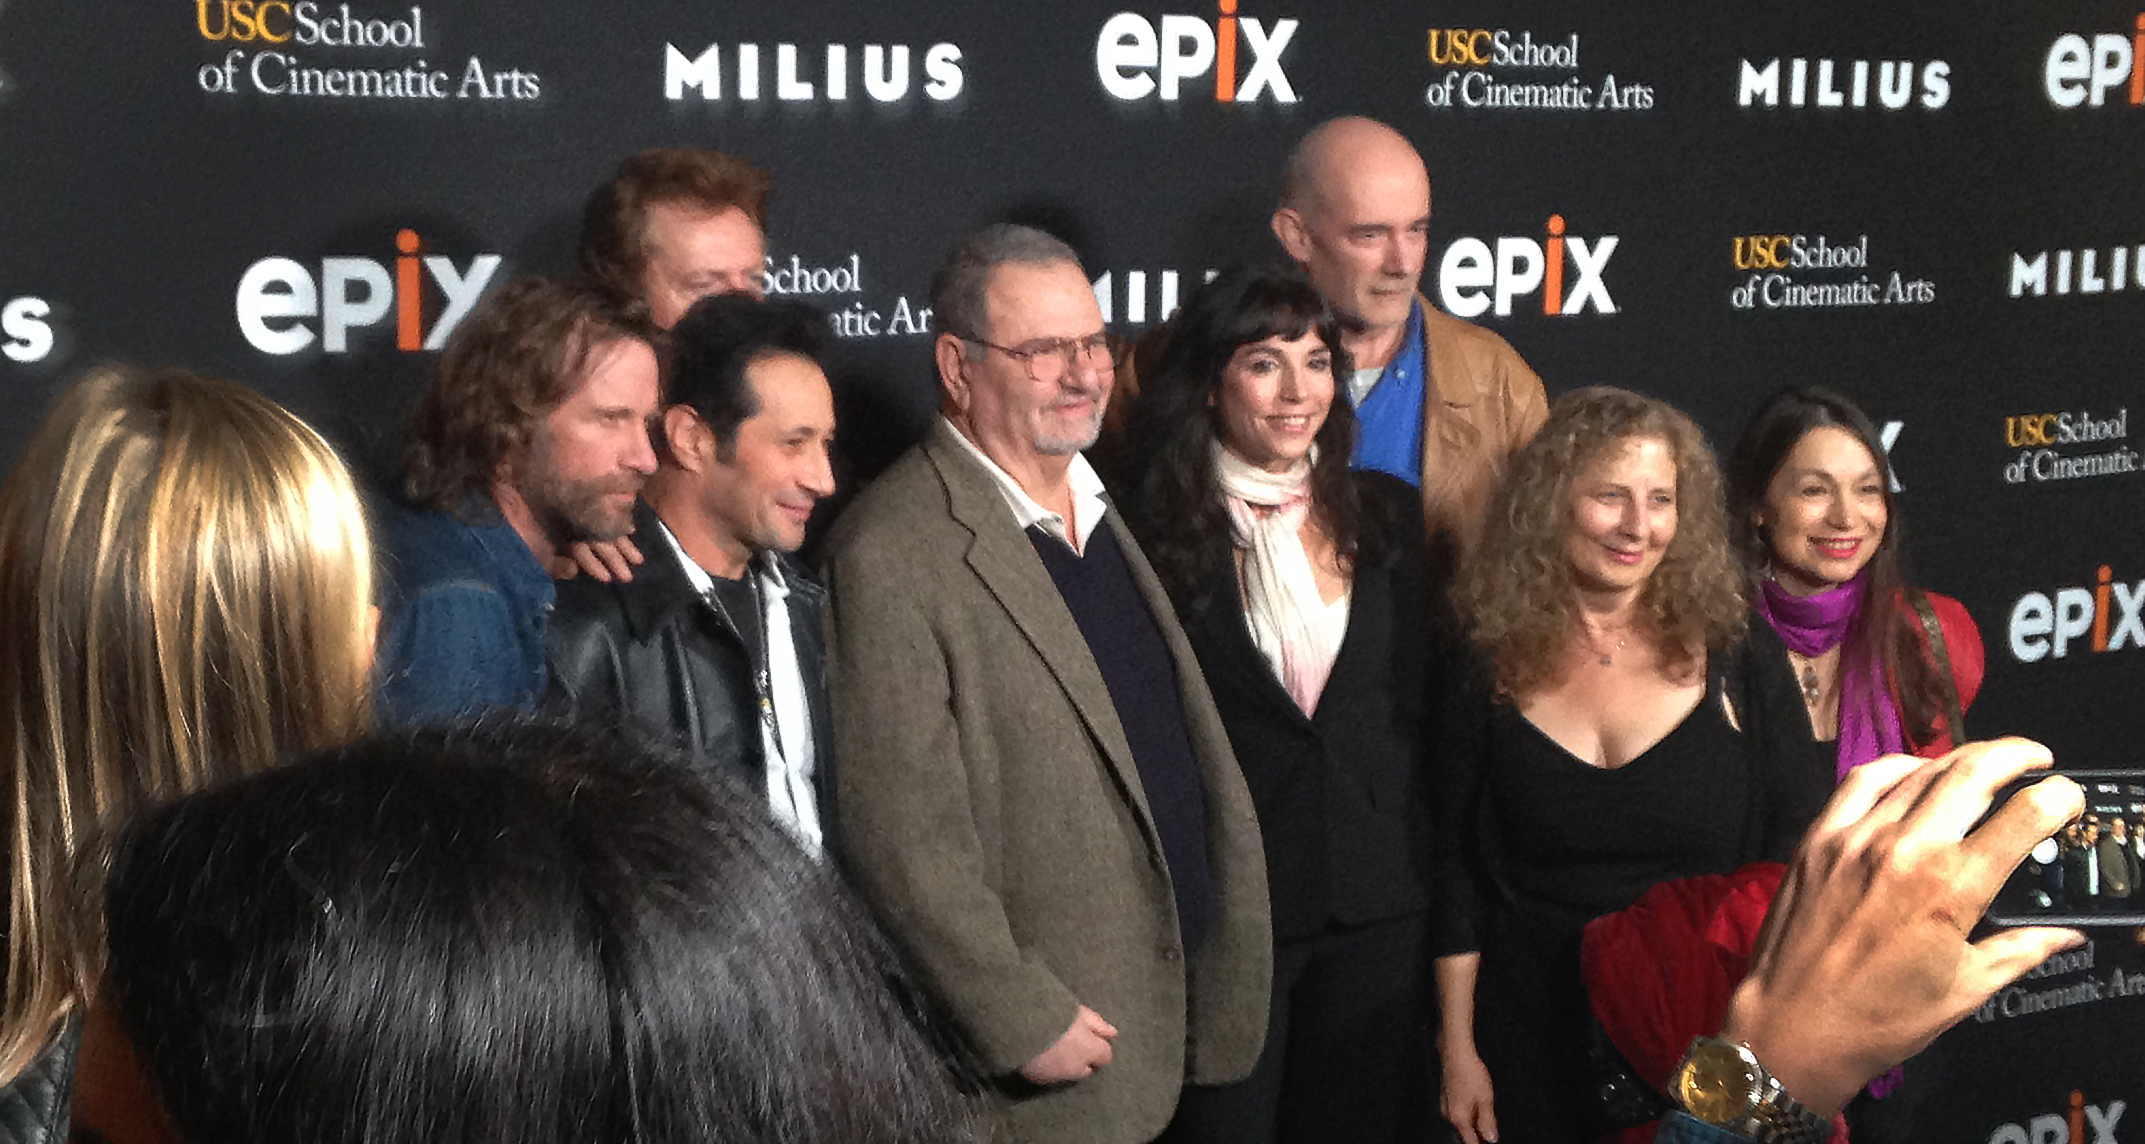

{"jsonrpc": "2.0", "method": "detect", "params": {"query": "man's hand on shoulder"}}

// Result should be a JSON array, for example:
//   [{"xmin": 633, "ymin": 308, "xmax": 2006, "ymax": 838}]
[
  {"xmin": 1019, "ymin": 1004, "xmax": 1118, "ymax": 1085},
  {"xmin": 556, "ymin": 535, "xmax": 644, "ymax": 582}
]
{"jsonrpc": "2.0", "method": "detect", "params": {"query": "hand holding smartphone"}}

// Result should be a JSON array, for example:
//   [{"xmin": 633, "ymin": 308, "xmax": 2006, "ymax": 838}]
[{"xmin": 1984, "ymin": 770, "xmax": 2145, "ymax": 928}]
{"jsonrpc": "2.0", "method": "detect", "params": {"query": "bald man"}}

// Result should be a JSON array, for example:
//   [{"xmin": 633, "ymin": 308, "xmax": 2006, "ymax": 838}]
[{"xmin": 1270, "ymin": 116, "xmax": 1547, "ymax": 563}]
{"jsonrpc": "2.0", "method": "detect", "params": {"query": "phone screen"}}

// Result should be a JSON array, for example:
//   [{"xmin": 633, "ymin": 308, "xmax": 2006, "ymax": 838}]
[{"xmin": 1985, "ymin": 769, "xmax": 2145, "ymax": 928}]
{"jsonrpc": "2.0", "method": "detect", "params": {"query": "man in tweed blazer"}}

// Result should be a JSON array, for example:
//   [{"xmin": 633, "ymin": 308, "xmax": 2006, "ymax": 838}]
[{"xmin": 822, "ymin": 224, "xmax": 1270, "ymax": 1143}]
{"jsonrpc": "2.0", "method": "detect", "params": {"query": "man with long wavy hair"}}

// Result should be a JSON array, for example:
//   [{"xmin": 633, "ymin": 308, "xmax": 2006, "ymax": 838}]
[{"xmin": 374, "ymin": 276, "xmax": 662, "ymax": 726}]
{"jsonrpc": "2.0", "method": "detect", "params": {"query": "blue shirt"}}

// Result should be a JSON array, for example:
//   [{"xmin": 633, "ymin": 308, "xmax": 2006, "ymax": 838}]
[
  {"xmin": 373, "ymin": 497, "xmax": 555, "ymax": 726},
  {"xmin": 1349, "ymin": 297, "xmax": 1428, "ymax": 487}
]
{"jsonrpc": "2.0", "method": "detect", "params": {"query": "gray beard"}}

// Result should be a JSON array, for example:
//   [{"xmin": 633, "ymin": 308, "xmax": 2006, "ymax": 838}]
[{"xmin": 1034, "ymin": 406, "xmax": 1105, "ymax": 456}]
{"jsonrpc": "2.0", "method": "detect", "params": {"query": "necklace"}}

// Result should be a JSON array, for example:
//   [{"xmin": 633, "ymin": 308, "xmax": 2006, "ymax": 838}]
[
  {"xmin": 1786, "ymin": 650, "xmax": 1823, "ymax": 704},
  {"xmin": 1578, "ymin": 621, "xmax": 1629, "ymax": 667}
]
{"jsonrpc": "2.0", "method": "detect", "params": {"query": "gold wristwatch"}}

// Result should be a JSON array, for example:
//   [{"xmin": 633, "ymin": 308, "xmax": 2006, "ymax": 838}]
[{"xmin": 1670, "ymin": 1036, "xmax": 1830, "ymax": 1144}]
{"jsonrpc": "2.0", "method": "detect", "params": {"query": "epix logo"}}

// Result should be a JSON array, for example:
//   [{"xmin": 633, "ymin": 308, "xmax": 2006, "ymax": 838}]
[
  {"xmin": 1986, "ymin": 1090, "xmax": 2125, "ymax": 1143},
  {"xmin": 2009, "ymin": 566, "xmax": 2145, "ymax": 663},
  {"xmin": 236, "ymin": 228, "xmax": 501, "ymax": 355},
  {"xmin": 1096, "ymin": 1, "xmax": 1299, "ymax": 103},
  {"xmin": 1738, "ymin": 57, "xmax": 1949, "ymax": 109},
  {"xmin": 2045, "ymin": 16, "xmax": 2145, "ymax": 109},
  {"xmin": 1437, "ymin": 215, "xmax": 1617, "ymax": 319}
]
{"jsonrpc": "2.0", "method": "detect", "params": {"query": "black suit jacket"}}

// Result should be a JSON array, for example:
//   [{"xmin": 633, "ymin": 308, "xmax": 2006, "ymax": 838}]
[
  {"xmin": 2062, "ymin": 844, "xmax": 2096, "ymax": 902},
  {"xmin": 1173, "ymin": 472, "xmax": 1439, "ymax": 943},
  {"xmin": 545, "ymin": 501, "xmax": 835, "ymax": 821}
]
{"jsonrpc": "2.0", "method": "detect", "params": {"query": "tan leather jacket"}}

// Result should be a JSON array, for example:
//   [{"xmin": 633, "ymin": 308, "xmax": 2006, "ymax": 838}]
[{"xmin": 1411, "ymin": 296, "xmax": 1550, "ymax": 562}]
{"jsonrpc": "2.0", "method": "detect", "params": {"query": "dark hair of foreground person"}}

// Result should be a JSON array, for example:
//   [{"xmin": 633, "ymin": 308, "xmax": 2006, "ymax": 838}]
[{"xmin": 87, "ymin": 720, "xmax": 977, "ymax": 1144}]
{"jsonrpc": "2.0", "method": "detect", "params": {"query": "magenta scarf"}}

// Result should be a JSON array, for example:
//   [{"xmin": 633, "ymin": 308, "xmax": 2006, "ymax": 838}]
[
  {"xmin": 1756, "ymin": 571, "xmax": 1905, "ymax": 782},
  {"xmin": 1758, "ymin": 571, "xmax": 1910, "ymax": 1099}
]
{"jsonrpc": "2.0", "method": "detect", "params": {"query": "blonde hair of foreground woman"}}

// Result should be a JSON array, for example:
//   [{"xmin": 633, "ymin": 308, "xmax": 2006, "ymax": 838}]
[{"xmin": 0, "ymin": 365, "xmax": 375, "ymax": 1078}]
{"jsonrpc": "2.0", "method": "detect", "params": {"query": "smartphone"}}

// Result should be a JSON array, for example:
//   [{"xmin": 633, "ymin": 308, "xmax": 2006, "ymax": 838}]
[{"xmin": 1984, "ymin": 769, "xmax": 2145, "ymax": 928}]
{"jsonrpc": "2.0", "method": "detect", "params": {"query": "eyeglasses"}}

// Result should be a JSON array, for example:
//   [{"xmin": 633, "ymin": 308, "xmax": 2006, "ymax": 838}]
[{"xmin": 964, "ymin": 332, "xmax": 1124, "ymax": 384}]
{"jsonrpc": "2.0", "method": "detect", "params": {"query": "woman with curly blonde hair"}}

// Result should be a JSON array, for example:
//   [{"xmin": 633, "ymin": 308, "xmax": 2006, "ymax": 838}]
[{"xmin": 1431, "ymin": 388, "xmax": 1825, "ymax": 1144}]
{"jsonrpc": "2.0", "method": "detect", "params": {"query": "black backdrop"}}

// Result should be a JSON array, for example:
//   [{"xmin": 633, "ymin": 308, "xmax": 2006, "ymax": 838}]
[{"xmin": 3, "ymin": 2, "xmax": 2141, "ymax": 1136}]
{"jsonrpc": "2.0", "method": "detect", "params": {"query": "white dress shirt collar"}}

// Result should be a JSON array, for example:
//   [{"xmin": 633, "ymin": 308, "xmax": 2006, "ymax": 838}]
[
  {"xmin": 653, "ymin": 516, "xmax": 794, "ymax": 598},
  {"xmin": 940, "ymin": 416, "xmax": 1109, "ymax": 553}
]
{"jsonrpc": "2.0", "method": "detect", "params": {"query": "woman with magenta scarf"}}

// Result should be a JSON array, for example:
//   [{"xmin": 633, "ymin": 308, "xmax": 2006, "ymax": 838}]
[
  {"xmin": 1724, "ymin": 384, "xmax": 1985, "ymax": 1140},
  {"xmin": 1727, "ymin": 385, "xmax": 1983, "ymax": 777}
]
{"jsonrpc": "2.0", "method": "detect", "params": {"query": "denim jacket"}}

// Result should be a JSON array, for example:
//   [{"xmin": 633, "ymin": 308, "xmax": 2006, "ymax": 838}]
[{"xmin": 373, "ymin": 496, "xmax": 554, "ymax": 726}]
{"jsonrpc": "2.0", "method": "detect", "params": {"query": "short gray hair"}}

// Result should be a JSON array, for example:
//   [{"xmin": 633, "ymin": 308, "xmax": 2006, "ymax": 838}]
[{"xmin": 930, "ymin": 224, "xmax": 1082, "ymax": 354}]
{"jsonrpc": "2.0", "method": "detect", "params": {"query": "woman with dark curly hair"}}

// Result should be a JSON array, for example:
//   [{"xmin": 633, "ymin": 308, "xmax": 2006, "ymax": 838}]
[
  {"xmin": 1121, "ymin": 265, "xmax": 1437, "ymax": 1144},
  {"xmin": 1432, "ymin": 388, "xmax": 1824, "ymax": 1144}
]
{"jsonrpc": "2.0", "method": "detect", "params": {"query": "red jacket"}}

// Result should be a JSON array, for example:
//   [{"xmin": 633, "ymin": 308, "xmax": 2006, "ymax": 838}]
[{"xmin": 1901, "ymin": 589, "xmax": 1984, "ymax": 755}]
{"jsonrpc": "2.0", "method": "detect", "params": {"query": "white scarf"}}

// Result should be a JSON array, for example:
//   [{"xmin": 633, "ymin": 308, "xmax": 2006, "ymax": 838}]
[{"xmin": 1214, "ymin": 442, "xmax": 1347, "ymax": 714}]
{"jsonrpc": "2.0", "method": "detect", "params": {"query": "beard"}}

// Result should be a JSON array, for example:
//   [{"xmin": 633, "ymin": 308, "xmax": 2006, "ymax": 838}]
[
  {"xmin": 1033, "ymin": 388, "xmax": 1108, "ymax": 456},
  {"xmin": 518, "ymin": 435, "xmax": 643, "ymax": 547}
]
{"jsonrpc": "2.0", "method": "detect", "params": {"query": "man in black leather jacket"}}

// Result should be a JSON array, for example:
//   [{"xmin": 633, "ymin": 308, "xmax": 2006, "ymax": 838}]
[{"xmin": 547, "ymin": 295, "xmax": 837, "ymax": 857}]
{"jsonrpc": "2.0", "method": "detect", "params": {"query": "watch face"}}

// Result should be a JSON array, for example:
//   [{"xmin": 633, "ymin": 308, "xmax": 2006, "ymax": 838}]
[{"xmin": 1676, "ymin": 1041, "xmax": 1762, "ymax": 1123}]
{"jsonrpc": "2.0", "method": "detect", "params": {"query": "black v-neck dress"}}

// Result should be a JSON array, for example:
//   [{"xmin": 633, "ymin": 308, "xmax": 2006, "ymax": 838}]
[{"xmin": 1432, "ymin": 644, "xmax": 1821, "ymax": 1142}]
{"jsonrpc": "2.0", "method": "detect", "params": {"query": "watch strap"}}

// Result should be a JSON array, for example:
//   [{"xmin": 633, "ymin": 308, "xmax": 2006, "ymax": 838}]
[{"xmin": 1737, "ymin": 1070, "xmax": 1830, "ymax": 1144}]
